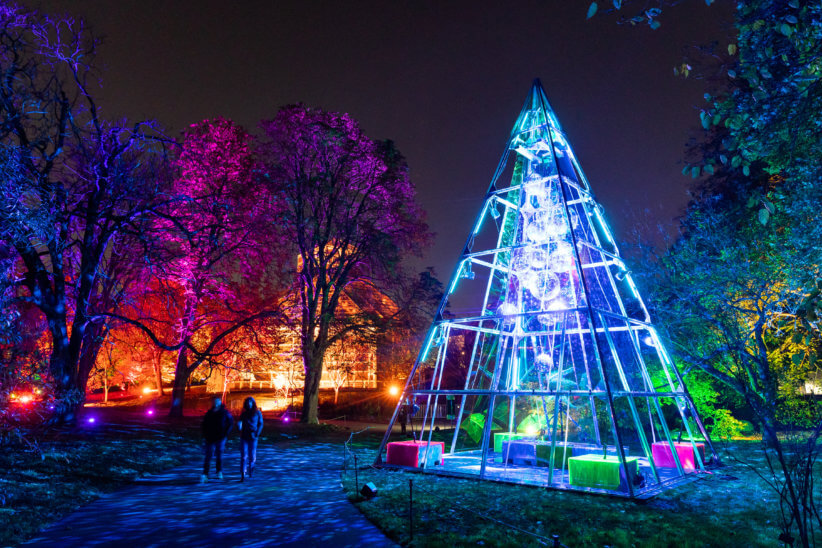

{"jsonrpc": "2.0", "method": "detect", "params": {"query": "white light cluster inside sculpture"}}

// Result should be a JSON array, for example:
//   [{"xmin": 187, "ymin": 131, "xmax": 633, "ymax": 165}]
[{"xmin": 501, "ymin": 170, "xmax": 579, "ymax": 321}]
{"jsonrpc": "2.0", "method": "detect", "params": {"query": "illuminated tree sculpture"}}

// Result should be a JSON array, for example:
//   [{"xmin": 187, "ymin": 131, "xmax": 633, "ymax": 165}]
[{"xmin": 377, "ymin": 80, "xmax": 717, "ymax": 497}]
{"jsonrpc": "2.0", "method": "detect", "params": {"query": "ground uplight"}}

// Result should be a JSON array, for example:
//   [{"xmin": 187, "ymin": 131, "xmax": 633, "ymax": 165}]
[{"xmin": 388, "ymin": 385, "xmax": 399, "ymax": 397}]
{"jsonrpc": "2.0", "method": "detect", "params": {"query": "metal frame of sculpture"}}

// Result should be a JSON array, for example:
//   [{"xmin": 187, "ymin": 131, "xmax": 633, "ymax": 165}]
[{"xmin": 376, "ymin": 80, "xmax": 717, "ymax": 498}]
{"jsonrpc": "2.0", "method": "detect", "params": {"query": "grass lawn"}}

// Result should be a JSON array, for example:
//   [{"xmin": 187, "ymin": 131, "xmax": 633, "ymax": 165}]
[
  {"xmin": 1, "ymin": 405, "xmax": 814, "ymax": 547},
  {"xmin": 0, "ymin": 413, "xmax": 202, "ymax": 546},
  {"xmin": 342, "ymin": 432, "xmax": 804, "ymax": 547}
]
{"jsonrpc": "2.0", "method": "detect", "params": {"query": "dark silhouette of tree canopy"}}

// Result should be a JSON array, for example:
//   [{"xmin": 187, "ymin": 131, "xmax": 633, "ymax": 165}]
[{"xmin": 261, "ymin": 105, "xmax": 431, "ymax": 423}]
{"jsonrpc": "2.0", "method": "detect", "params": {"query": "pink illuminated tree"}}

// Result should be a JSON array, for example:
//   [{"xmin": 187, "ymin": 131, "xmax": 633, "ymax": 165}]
[
  {"xmin": 124, "ymin": 118, "xmax": 290, "ymax": 417},
  {"xmin": 260, "ymin": 105, "xmax": 431, "ymax": 423}
]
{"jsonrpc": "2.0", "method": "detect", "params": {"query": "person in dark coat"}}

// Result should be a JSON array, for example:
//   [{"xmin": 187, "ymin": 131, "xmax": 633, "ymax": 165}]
[
  {"xmin": 202, "ymin": 396, "xmax": 234, "ymax": 482},
  {"xmin": 239, "ymin": 396, "xmax": 264, "ymax": 477}
]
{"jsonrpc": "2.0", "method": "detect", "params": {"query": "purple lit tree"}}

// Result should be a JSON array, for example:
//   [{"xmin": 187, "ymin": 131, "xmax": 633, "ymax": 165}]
[
  {"xmin": 260, "ymin": 105, "xmax": 430, "ymax": 423},
  {"xmin": 0, "ymin": 3, "xmax": 171, "ymax": 422},
  {"xmin": 109, "ymin": 118, "xmax": 291, "ymax": 417}
]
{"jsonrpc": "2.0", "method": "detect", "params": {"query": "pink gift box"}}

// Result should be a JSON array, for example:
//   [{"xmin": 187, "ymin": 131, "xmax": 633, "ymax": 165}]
[
  {"xmin": 651, "ymin": 441, "xmax": 706, "ymax": 470},
  {"xmin": 386, "ymin": 440, "xmax": 445, "ymax": 468}
]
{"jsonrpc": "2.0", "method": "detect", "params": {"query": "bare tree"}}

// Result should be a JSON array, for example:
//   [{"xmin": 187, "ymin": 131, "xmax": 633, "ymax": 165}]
[
  {"xmin": 260, "ymin": 105, "xmax": 431, "ymax": 423},
  {"xmin": 0, "ymin": 3, "xmax": 173, "ymax": 422}
]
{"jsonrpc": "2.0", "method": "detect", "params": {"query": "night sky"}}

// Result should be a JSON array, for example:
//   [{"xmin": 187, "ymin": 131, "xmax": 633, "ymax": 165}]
[{"xmin": 28, "ymin": 0, "xmax": 732, "ymax": 281}]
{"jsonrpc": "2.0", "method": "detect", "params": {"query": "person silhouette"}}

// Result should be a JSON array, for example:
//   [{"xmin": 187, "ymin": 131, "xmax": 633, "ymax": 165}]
[
  {"xmin": 201, "ymin": 396, "xmax": 234, "ymax": 482},
  {"xmin": 239, "ymin": 396, "xmax": 264, "ymax": 477}
]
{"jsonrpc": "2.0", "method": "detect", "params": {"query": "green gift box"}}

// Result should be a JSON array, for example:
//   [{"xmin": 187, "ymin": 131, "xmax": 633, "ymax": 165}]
[{"xmin": 568, "ymin": 454, "xmax": 638, "ymax": 490}]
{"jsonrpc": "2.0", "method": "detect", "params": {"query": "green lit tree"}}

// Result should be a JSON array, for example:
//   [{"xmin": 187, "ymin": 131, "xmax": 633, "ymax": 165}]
[{"xmin": 591, "ymin": 1, "xmax": 822, "ymax": 543}]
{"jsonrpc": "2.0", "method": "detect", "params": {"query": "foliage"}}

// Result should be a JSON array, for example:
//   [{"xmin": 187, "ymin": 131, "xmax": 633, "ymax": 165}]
[
  {"xmin": 677, "ymin": 368, "xmax": 750, "ymax": 439},
  {"xmin": 585, "ymin": 0, "xmax": 700, "ymax": 29},
  {"xmin": 260, "ymin": 104, "xmax": 431, "ymax": 424},
  {"xmin": 639, "ymin": 182, "xmax": 822, "ymax": 542},
  {"xmin": 620, "ymin": 1, "xmax": 822, "ymax": 543},
  {"xmin": 589, "ymin": 1, "xmax": 822, "ymax": 543},
  {"xmin": 0, "ymin": 1, "xmax": 432, "ymax": 424}
]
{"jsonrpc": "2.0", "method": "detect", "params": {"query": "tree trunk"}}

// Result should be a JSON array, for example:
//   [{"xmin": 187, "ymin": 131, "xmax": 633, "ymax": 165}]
[
  {"xmin": 169, "ymin": 289, "xmax": 200, "ymax": 417},
  {"xmin": 103, "ymin": 374, "xmax": 108, "ymax": 404},
  {"xmin": 764, "ymin": 422, "xmax": 810, "ymax": 547},
  {"xmin": 302, "ymin": 364, "xmax": 322, "ymax": 424},
  {"xmin": 76, "ymin": 322, "xmax": 106, "ymax": 399},
  {"xmin": 168, "ymin": 346, "xmax": 191, "ymax": 418},
  {"xmin": 47, "ymin": 319, "xmax": 81, "ymax": 424}
]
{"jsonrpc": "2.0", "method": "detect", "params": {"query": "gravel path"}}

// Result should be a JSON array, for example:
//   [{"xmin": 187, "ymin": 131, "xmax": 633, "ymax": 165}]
[{"xmin": 24, "ymin": 440, "xmax": 396, "ymax": 548}]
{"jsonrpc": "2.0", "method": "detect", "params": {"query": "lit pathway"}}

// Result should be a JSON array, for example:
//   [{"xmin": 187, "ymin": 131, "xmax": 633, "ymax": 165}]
[{"xmin": 25, "ymin": 441, "xmax": 396, "ymax": 547}]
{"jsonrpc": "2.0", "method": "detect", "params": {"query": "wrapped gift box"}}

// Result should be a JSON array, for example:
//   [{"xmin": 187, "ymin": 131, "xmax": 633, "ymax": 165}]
[{"xmin": 386, "ymin": 440, "xmax": 445, "ymax": 468}]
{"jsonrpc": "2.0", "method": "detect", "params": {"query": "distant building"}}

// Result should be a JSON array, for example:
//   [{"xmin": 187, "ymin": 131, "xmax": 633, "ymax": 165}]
[{"xmin": 222, "ymin": 247, "xmax": 403, "ymax": 395}]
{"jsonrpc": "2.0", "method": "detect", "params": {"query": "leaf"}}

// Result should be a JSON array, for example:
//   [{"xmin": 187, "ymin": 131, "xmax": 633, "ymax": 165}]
[
  {"xmin": 704, "ymin": 163, "xmax": 714, "ymax": 175},
  {"xmin": 791, "ymin": 353, "xmax": 803, "ymax": 366},
  {"xmin": 612, "ymin": 0, "xmax": 622, "ymax": 8},
  {"xmin": 586, "ymin": 2, "xmax": 598, "ymax": 19},
  {"xmin": 780, "ymin": 23, "xmax": 793, "ymax": 36},
  {"xmin": 727, "ymin": 69, "xmax": 736, "ymax": 78},
  {"xmin": 720, "ymin": 154, "xmax": 728, "ymax": 165},
  {"xmin": 691, "ymin": 166, "xmax": 701, "ymax": 179},
  {"xmin": 792, "ymin": 332, "xmax": 803, "ymax": 344},
  {"xmin": 763, "ymin": 200, "xmax": 775, "ymax": 214},
  {"xmin": 742, "ymin": 165, "xmax": 750, "ymax": 177},
  {"xmin": 758, "ymin": 208, "xmax": 770, "ymax": 225},
  {"xmin": 650, "ymin": 20, "xmax": 661, "ymax": 30},
  {"xmin": 785, "ymin": 15, "xmax": 798, "ymax": 24},
  {"xmin": 728, "ymin": 44, "xmax": 737, "ymax": 55}
]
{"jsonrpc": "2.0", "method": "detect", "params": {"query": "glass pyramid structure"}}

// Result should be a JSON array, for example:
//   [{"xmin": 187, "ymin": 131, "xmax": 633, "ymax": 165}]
[{"xmin": 375, "ymin": 80, "xmax": 717, "ymax": 497}]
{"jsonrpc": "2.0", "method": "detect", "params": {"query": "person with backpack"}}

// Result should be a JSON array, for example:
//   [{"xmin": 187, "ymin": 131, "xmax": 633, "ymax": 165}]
[
  {"xmin": 239, "ymin": 396, "xmax": 264, "ymax": 478},
  {"xmin": 201, "ymin": 396, "xmax": 234, "ymax": 482}
]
